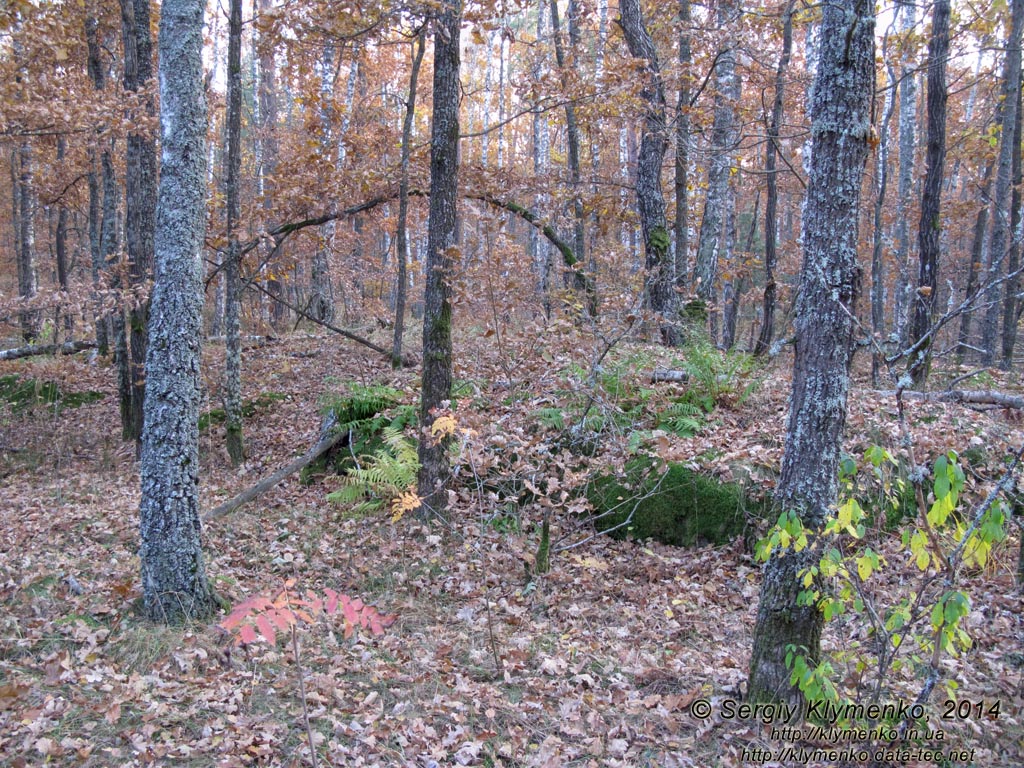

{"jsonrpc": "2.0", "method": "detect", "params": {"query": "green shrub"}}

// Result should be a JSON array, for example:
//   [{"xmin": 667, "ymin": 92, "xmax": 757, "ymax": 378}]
[{"xmin": 588, "ymin": 459, "xmax": 768, "ymax": 547}]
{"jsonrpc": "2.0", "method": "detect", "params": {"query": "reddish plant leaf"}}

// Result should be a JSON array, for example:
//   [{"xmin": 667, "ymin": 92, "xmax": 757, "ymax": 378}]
[
  {"xmin": 256, "ymin": 614, "xmax": 276, "ymax": 644},
  {"xmin": 238, "ymin": 624, "xmax": 258, "ymax": 645}
]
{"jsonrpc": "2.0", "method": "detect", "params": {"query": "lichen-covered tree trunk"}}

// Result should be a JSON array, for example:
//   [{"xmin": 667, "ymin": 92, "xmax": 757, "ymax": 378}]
[
  {"xmin": 618, "ymin": 0, "xmax": 677, "ymax": 346},
  {"xmin": 908, "ymin": 0, "xmax": 950, "ymax": 384},
  {"xmin": 754, "ymin": 0, "xmax": 794, "ymax": 357},
  {"xmin": 392, "ymin": 30, "xmax": 426, "ymax": 368},
  {"xmin": 870, "ymin": 54, "xmax": 896, "ymax": 383},
  {"xmin": 893, "ymin": 0, "xmax": 918, "ymax": 346},
  {"xmin": 417, "ymin": 0, "xmax": 462, "ymax": 517},
  {"xmin": 749, "ymin": 0, "xmax": 874, "ymax": 706},
  {"xmin": 531, "ymin": 0, "xmax": 553, "ymax": 314},
  {"xmin": 673, "ymin": 0, "xmax": 690, "ymax": 291},
  {"xmin": 1001, "ymin": 85, "xmax": 1023, "ymax": 368},
  {"xmin": 693, "ymin": 0, "xmax": 738, "ymax": 313},
  {"xmin": 139, "ymin": 0, "xmax": 216, "ymax": 623},
  {"xmin": 120, "ymin": 0, "xmax": 158, "ymax": 446},
  {"xmin": 982, "ymin": 0, "xmax": 1024, "ymax": 365},
  {"xmin": 255, "ymin": 0, "xmax": 284, "ymax": 328},
  {"xmin": 957, "ymin": 161, "xmax": 994, "ymax": 362},
  {"xmin": 223, "ymin": 0, "xmax": 244, "ymax": 465},
  {"xmin": 16, "ymin": 138, "xmax": 39, "ymax": 343}
]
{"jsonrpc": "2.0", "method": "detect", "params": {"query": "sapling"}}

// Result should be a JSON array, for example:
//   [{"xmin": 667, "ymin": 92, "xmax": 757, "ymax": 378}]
[{"xmin": 220, "ymin": 580, "xmax": 395, "ymax": 767}]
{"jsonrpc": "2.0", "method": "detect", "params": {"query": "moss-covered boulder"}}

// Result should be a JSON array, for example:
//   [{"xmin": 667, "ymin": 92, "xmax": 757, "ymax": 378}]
[{"xmin": 588, "ymin": 459, "xmax": 768, "ymax": 547}]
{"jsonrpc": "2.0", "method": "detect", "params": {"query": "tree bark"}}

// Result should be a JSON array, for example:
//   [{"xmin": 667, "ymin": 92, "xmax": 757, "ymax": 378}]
[
  {"xmin": 549, "ymin": 0, "xmax": 589, "ymax": 311},
  {"xmin": 618, "ymin": 0, "xmax": 677, "ymax": 346},
  {"xmin": 139, "ymin": 0, "xmax": 216, "ymax": 623},
  {"xmin": 749, "ymin": 0, "xmax": 874, "ymax": 706},
  {"xmin": 957, "ymin": 162, "xmax": 994, "ymax": 361},
  {"xmin": 871, "ymin": 49, "xmax": 897, "ymax": 383},
  {"xmin": 893, "ymin": 0, "xmax": 918, "ymax": 346},
  {"xmin": 393, "ymin": 29, "xmax": 426, "ymax": 369},
  {"xmin": 908, "ymin": 0, "xmax": 950, "ymax": 384},
  {"xmin": 1001, "ymin": 80, "xmax": 1024, "ymax": 368},
  {"xmin": 223, "ymin": 0, "xmax": 245, "ymax": 465},
  {"xmin": 693, "ymin": 0, "xmax": 738, "ymax": 315},
  {"xmin": 754, "ymin": 0, "xmax": 794, "ymax": 357},
  {"xmin": 673, "ymin": 0, "xmax": 691, "ymax": 291},
  {"xmin": 86, "ymin": 14, "xmax": 112, "ymax": 358},
  {"xmin": 0, "ymin": 341, "xmax": 97, "ymax": 362},
  {"xmin": 55, "ymin": 138, "xmax": 71, "ymax": 338},
  {"xmin": 981, "ymin": 0, "xmax": 1024, "ymax": 364},
  {"xmin": 120, "ymin": 0, "xmax": 158, "ymax": 446},
  {"xmin": 417, "ymin": 0, "xmax": 462, "ymax": 517}
]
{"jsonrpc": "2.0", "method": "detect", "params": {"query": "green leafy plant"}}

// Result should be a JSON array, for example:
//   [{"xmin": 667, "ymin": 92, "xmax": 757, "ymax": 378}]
[
  {"xmin": 676, "ymin": 336, "xmax": 758, "ymax": 409},
  {"xmin": 756, "ymin": 450, "xmax": 1009, "ymax": 724},
  {"xmin": 327, "ymin": 425, "xmax": 420, "ymax": 514},
  {"xmin": 220, "ymin": 580, "xmax": 395, "ymax": 768}
]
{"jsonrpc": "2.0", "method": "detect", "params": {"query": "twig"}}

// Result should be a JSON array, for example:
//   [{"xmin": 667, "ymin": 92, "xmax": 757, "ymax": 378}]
[{"xmin": 292, "ymin": 624, "xmax": 319, "ymax": 768}]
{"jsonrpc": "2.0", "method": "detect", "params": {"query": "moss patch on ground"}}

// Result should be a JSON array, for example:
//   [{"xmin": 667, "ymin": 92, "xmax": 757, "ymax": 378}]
[
  {"xmin": 588, "ymin": 459, "xmax": 769, "ymax": 547},
  {"xmin": 0, "ymin": 375, "xmax": 105, "ymax": 413}
]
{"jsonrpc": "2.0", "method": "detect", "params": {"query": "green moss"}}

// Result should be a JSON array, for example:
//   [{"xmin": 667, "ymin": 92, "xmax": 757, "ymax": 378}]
[
  {"xmin": 649, "ymin": 226, "xmax": 670, "ymax": 255},
  {"xmin": 0, "ymin": 375, "xmax": 105, "ymax": 412},
  {"xmin": 198, "ymin": 391, "xmax": 286, "ymax": 432},
  {"xmin": 588, "ymin": 459, "xmax": 767, "ymax": 547}
]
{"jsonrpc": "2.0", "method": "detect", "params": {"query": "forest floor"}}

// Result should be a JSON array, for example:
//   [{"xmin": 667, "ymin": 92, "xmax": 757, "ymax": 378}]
[{"xmin": 0, "ymin": 319, "xmax": 1022, "ymax": 767}]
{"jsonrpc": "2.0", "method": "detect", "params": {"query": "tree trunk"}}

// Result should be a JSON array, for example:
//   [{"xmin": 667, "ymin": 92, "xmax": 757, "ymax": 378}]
[
  {"xmin": 120, "ymin": 0, "xmax": 158, "ymax": 446},
  {"xmin": 531, "ymin": 0, "xmax": 553, "ymax": 314},
  {"xmin": 139, "ymin": 0, "xmax": 217, "ymax": 623},
  {"xmin": 223, "ymin": 0, "xmax": 245, "ymax": 465},
  {"xmin": 392, "ymin": 29, "xmax": 426, "ymax": 369},
  {"xmin": 549, "ymin": 0, "xmax": 590, "ymax": 312},
  {"xmin": 417, "ymin": 0, "xmax": 462, "ymax": 517},
  {"xmin": 1001, "ymin": 82, "xmax": 1024, "ymax": 368},
  {"xmin": 893, "ymin": 0, "xmax": 918, "ymax": 346},
  {"xmin": 693, "ymin": 0, "xmax": 738, "ymax": 314},
  {"xmin": 749, "ymin": 0, "xmax": 874, "ymax": 706},
  {"xmin": 957, "ymin": 161, "xmax": 994, "ymax": 362},
  {"xmin": 982, "ymin": 0, "xmax": 1024, "ymax": 365},
  {"xmin": 16, "ymin": 139, "xmax": 39, "ymax": 343},
  {"xmin": 255, "ymin": 0, "xmax": 284, "ymax": 328},
  {"xmin": 673, "ymin": 0, "xmax": 691, "ymax": 291},
  {"xmin": 618, "ymin": 0, "xmax": 677, "ymax": 346},
  {"xmin": 871, "ymin": 53, "xmax": 897, "ymax": 384},
  {"xmin": 54, "ymin": 141, "xmax": 71, "ymax": 339},
  {"xmin": 754, "ymin": 0, "xmax": 794, "ymax": 357},
  {"xmin": 908, "ymin": 0, "xmax": 950, "ymax": 384}
]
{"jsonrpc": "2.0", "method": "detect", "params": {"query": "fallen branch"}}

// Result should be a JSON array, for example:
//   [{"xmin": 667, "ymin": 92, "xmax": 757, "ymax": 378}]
[
  {"xmin": 651, "ymin": 368, "xmax": 690, "ymax": 384},
  {"xmin": 0, "ymin": 340, "xmax": 96, "ymax": 361},
  {"xmin": 204, "ymin": 430, "xmax": 347, "ymax": 521},
  {"xmin": 246, "ymin": 279, "xmax": 419, "ymax": 366},
  {"xmin": 879, "ymin": 388, "xmax": 1024, "ymax": 410}
]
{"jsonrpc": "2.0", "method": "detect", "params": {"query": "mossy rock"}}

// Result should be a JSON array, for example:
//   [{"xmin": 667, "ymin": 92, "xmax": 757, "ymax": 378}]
[{"xmin": 588, "ymin": 459, "xmax": 768, "ymax": 547}]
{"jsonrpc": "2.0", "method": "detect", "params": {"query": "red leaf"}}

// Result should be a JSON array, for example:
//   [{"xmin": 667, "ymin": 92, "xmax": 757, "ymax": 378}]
[
  {"xmin": 324, "ymin": 589, "xmax": 339, "ymax": 615},
  {"xmin": 238, "ymin": 624, "xmax": 258, "ymax": 645},
  {"xmin": 256, "ymin": 615, "xmax": 276, "ymax": 644}
]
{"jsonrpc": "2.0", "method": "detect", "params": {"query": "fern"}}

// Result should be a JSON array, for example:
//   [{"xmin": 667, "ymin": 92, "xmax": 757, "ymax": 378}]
[
  {"xmin": 327, "ymin": 425, "xmax": 419, "ymax": 514},
  {"xmin": 658, "ymin": 401, "xmax": 704, "ymax": 437}
]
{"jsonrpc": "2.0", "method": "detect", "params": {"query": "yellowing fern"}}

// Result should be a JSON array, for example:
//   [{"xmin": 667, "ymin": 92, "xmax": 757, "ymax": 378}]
[{"xmin": 327, "ymin": 425, "xmax": 420, "ymax": 515}]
